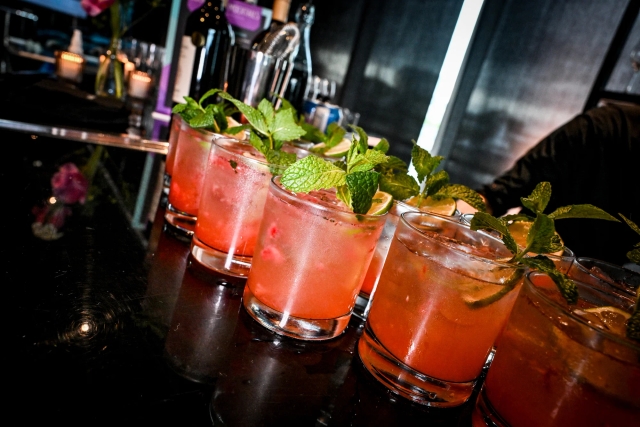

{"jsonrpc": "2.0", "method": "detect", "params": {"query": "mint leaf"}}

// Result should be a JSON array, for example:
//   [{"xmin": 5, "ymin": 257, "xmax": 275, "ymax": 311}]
[
  {"xmin": 346, "ymin": 171, "xmax": 380, "ymax": 214},
  {"xmin": 436, "ymin": 184, "xmax": 486, "ymax": 212},
  {"xmin": 325, "ymin": 125, "xmax": 346, "ymax": 148},
  {"xmin": 218, "ymin": 92, "xmax": 269, "ymax": 136},
  {"xmin": 249, "ymin": 132, "xmax": 267, "ymax": 155},
  {"xmin": 336, "ymin": 184, "xmax": 351, "ymax": 209},
  {"xmin": 300, "ymin": 122, "xmax": 327, "ymax": 143},
  {"xmin": 280, "ymin": 155, "xmax": 346, "ymax": 192},
  {"xmin": 373, "ymin": 138, "xmax": 390, "ymax": 153},
  {"xmin": 189, "ymin": 107, "xmax": 218, "ymax": 130},
  {"xmin": 265, "ymin": 149, "xmax": 296, "ymax": 170},
  {"xmin": 520, "ymin": 182, "xmax": 551, "ymax": 214},
  {"xmin": 172, "ymin": 103, "xmax": 186, "ymax": 113},
  {"xmin": 379, "ymin": 172, "xmax": 419, "ymax": 201},
  {"xmin": 502, "ymin": 213, "xmax": 534, "ymax": 222},
  {"xmin": 470, "ymin": 212, "xmax": 519, "ymax": 255},
  {"xmin": 411, "ymin": 142, "xmax": 443, "ymax": 183},
  {"xmin": 380, "ymin": 155, "xmax": 409, "ymax": 173},
  {"xmin": 258, "ymin": 99, "xmax": 276, "ymax": 128},
  {"xmin": 620, "ymin": 214, "xmax": 640, "ymax": 236},
  {"xmin": 548, "ymin": 204, "xmax": 620, "ymax": 221},
  {"xmin": 349, "ymin": 149, "xmax": 389, "ymax": 173},
  {"xmin": 522, "ymin": 256, "xmax": 578, "ymax": 305},
  {"xmin": 424, "ymin": 170, "xmax": 449, "ymax": 196},
  {"xmin": 271, "ymin": 108, "xmax": 306, "ymax": 147},
  {"xmin": 199, "ymin": 88, "xmax": 221, "ymax": 107},
  {"xmin": 351, "ymin": 125, "xmax": 369, "ymax": 154},
  {"xmin": 526, "ymin": 214, "xmax": 557, "ymax": 254}
]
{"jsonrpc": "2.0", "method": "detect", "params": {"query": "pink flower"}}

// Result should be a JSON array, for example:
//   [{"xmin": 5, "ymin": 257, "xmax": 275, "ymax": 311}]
[
  {"xmin": 81, "ymin": 0, "xmax": 117, "ymax": 17},
  {"xmin": 51, "ymin": 163, "xmax": 89, "ymax": 205}
]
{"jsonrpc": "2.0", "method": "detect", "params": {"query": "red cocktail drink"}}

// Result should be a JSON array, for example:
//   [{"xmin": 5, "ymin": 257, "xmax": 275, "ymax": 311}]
[
  {"xmin": 163, "ymin": 113, "xmax": 183, "ymax": 193},
  {"xmin": 165, "ymin": 122, "xmax": 216, "ymax": 235},
  {"xmin": 359, "ymin": 211, "xmax": 524, "ymax": 407},
  {"xmin": 243, "ymin": 176, "xmax": 387, "ymax": 340},
  {"xmin": 473, "ymin": 271, "xmax": 639, "ymax": 427}
]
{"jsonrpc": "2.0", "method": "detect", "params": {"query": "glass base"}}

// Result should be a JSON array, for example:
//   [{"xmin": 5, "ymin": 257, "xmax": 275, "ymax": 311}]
[
  {"xmin": 242, "ymin": 285, "xmax": 351, "ymax": 341},
  {"xmin": 472, "ymin": 388, "xmax": 508, "ymax": 427},
  {"xmin": 357, "ymin": 323, "xmax": 476, "ymax": 407},
  {"xmin": 164, "ymin": 203, "xmax": 196, "ymax": 236},
  {"xmin": 352, "ymin": 293, "xmax": 371, "ymax": 320},
  {"xmin": 190, "ymin": 234, "xmax": 252, "ymax": 278}
]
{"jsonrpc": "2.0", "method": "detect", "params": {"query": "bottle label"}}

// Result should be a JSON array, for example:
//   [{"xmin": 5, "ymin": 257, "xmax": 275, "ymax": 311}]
[
  {"xmin": 172, "ymin": 35, "xmax": 196, "ymax": 104},
  {"xmin": 226, "ymin": 0, "xmax": 262, "ymax": 31}
]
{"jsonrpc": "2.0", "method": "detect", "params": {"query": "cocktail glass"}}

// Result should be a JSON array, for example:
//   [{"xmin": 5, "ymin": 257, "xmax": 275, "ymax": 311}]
[
  {"xmin": 358, "ymin": 211, "xmax": 525, "ymax": 407},
  {"xmin": 473, "ymin": 270, "xmax": 639, "ymax": 427},
  {"xmin": 190, "ymin": 139, "xmax": 306, "ymax": 278},
  {"xmin": 163, "ymin": 113, "xmax": 183, "ymax": 195},
  {"xmin": 242, "ymin": 176, "xmax": 387, "ymax": 341},
  {"xmin": 570, "ymin": 256, "xmax": 640, "ymax": 297},
  {"xmin": 164, "ymin": 121, "xmax": 217, "ymax": 236}
]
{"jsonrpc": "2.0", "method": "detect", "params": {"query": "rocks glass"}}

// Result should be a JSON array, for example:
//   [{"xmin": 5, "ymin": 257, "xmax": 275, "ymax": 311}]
[
  {"xmin": 190, "ymin": 139, "xmax": 301, "ymax": 278},
  {"xmin": 242, "ymin": 176, "xmax": 387, "ymax": 341},
  {"xmin": 164, "ymin": 122, "xmax": 216, "ymax": 236},
  {"xmin": 473, "ymin": 270, "xmax": 639, "ymax": 426},
  {"xmin": 163, "ymin": 113, "xmax": 183, "ymax": 194},
  {"xmin": 358, "ymin": 211, "xmax": 525, "ymax": 407}
]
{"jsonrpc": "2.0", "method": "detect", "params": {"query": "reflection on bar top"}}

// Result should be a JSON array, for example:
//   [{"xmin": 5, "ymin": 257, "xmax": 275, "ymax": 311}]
[{"xmin": 0, "ymin": 118, "xmax": 169, "ymax": 154}]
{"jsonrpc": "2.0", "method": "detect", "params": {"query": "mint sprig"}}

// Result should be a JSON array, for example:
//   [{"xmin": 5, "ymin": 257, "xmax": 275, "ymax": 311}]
[
  {"xmin": 377, "ymin": 141, "xmax": 486, "ymax": 212},
  {"xmin": 171, "ymin": 89, "xmax": 235, "ymax": 134},
  {"xmin": 470, "ymin": 182, "xmax": 620, "ymax": 305},
  {"xmin": 217, "ymin": 92, "xmax": 306, "ymax": 169},
  {"xmin": 281, "ymin": 126, "xmax": 390, "ymax": 214}
]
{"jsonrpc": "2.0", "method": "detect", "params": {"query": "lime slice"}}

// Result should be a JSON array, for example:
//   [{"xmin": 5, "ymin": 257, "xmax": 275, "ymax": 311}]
[
  {"xmin": 576, "ymin": 306, "xmax": 631, "ymax": 336},
  {"xmin": 404, "ymin": 196, "xmax": 457, "ymax": 216},
  {"xmin": 367, "ymin": 191, "xmax": 393, "ymax": 215},
  {"xmin": 507, "ymin": 220, "xmax": 564, "ymax": 256},
  {"xmin": 323, "ymin": 137, "xmax": 351, "ymax": 158}
]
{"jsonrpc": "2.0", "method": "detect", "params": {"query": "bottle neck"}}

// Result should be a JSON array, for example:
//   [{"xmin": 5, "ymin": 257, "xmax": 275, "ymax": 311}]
[{"xmin": 271, "ymin": 0, "xmax": 291, "ymax": 24}]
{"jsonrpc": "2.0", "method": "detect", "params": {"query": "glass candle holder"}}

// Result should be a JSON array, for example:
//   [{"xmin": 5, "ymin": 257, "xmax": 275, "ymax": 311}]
[{"xmin": 54, "ymin": 51, "xmax": 85, "ymax": 84}]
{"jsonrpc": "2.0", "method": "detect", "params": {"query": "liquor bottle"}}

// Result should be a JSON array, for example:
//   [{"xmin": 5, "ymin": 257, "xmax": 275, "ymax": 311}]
[
  {"xmin": 251, "ymin": 0, "xmax": 292, "ymax": 51},
  {"xmin": 283, "ymin": 1, "xmax": 314, "ymax": 112},
  {"xmin": 171, "ymin": 0, "xmax": 235, "ymax": 106}
]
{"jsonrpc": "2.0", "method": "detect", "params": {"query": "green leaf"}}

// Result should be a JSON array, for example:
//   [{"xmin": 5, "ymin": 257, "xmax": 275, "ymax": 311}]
[
  {"xmin": 424, "ymin": 170, "xmax": 449, "ymax": 196},
  {"xmin": 198, "ymin": 88, "xmax": 221, "ymax": 107},
  {"xmin": 184, "ymin": 96, "xmax": 199, "ymax": 110},
  {"xmin": 225, "ymin": 125, "xmax": 251, "ymax": 135},
  {"xmin": 436, "ymin": 184, "xmax": 486, "ymax": 212},
  {"xmin": 218, "ymin": 92, "xmax": 269, "ymax": 136},
  {"xmin": 379, "ymin": 155, "xmax": 409, "ymax": 173},
  {"xmin": 300, "ymin": 122, "xmax": 327, "ymax": 143},
  {"xmin": 248, "ymin": 131, "xmax": 267, "ymax": 155},
  {"xmin": 277, "ymin": 96, "xmax": 295, "ymax": 113},
  {"xmin": 470, "ymin": 212, "xmax": 519, "ymax": 255},
  {"xmin": 280, "ymin": 155, "xmax": 346, "ymax": 192},
  {"xmin": 189, "ymin": 108, "xmax": 216, "ymax": 130},
  {"xmin": 265, "ymin": 149, "xmax": 296, "ymax": 169},
  {"xmin": 548, "ymin": 204, "xmax": 620, "ymax": 221},
  {"xmin": 379, "ymin": 172, "xmax": 419, "ymax": 201},
  {"xmin": 349, "ymin": 149, "xmax": 389, "ymax": 173},
  {"xmin": 627, "ymin": 247, "xmax": 640, "ymax": 264},
  {"xmin": 346, "ymin": 171, "xmax": 380, "ymax": 214},
  {"xmin": 619, "ymin": 213, "xmax": 640, "ymax": 236},
  {"xmin": 411, "ymin": 142, "xmax": 443, "ymax": 183},
  {"xmin": 351, "ymin": 125, "xmax": 369, "ymax": 154},
  {"xmin": 271, "ymin": 108, "xmax": 306, "ymax": 146},
  {"xmin": 502, "ymin": 213, "xmax": 535, "ymax": 222},
  {"xmin": 520, "ymin": 182, "xmax": 552, "ymax": 214},
  {"xmin": 373, "ymin": 138, "xmax": 390, "ymax": 154},
  {"xmin": 259, "ymin": 99, "xmax": 276, "ymax": 128},
  {"xmin": 172, "ymin": 103, "xmax": 186, "ymax": 113},
  {"xmin": 325, "ymin": 125, "xmax": 346, "ymax": 148},
  {"xmin": 521, "ymin": 256, "xmax": 578, "ymax": 305},
  {"xmin": 526, "ymin": 214, "xmax": 557, "ymax": 254}
]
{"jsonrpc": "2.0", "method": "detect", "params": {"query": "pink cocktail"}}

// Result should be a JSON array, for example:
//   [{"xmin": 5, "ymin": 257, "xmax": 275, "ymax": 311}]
[
  {"xmin": 243, "ymin": 176, "xmax": 387, "ymax": 340},
  {"xmin": 191, "ymin": 139, "xmax": 305, "ymax": 277},
  {"xmin": 163, "ymin": 113, "xmax": 183, "ymax": 193},
  {"xmin": 165, "ymin": 122, "xmax": 216, "ymax": 235}
]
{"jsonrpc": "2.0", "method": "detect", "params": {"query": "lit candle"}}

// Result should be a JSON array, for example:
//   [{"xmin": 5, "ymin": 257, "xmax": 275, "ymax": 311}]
[
  {"xmin": 128, "ymin": 71, "xmax": 152, "ymax": 99},
  {"xmin": 124, "ymin": 61, "xmax": 136, "ymax": 82},
  {"xmin": 55, "ymin": 51, "xmax": 85, "ymax": 83}
]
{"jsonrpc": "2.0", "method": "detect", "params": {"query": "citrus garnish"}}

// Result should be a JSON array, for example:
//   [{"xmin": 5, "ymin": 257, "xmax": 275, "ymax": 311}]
[
  {"xmin": 404, "ymin": 196, "xmax": 457, "ymax": 216},
  {"xmin": 323, "ymin": 137, "xmax": 351, "ymax": 158},
  {"xmin": 507, "ymin": 220, "xmax": 564, "ymax": 256},
  {"xmin": 574, "ymin": 306, "xmax": 631, "ymax": 336},
  {"xmin": 367, "ymin": 191, "xmax": 393, "ymax": 215},
  {"xmin": 463, "ymin": 269, "xmax": 524, "ymax": 309},
  {"xmin": 224, "ymin": 116, "xmax": 246, "ymax": 140}
]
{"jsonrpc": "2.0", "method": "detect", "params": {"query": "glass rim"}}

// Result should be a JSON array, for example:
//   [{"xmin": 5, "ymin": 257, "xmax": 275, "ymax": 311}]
[
  {"xmin": 399, "ymin": 210, "xmax": 518, "ymax": 269},
  {"xmin": 270, "ymin": 175, "xmax": 389, "ymax": 220},
  {"xmin": 180, "ymin": 120, "xmax": 217, "ymax": 140},
  {"xmin": 525, "ymin": 270, "xmax": 639, "ymax": 349}
]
